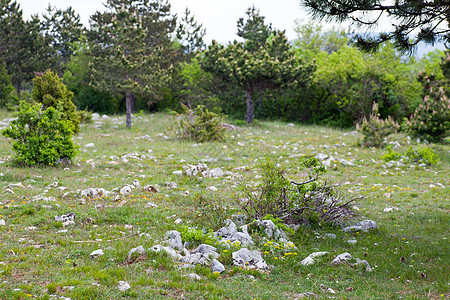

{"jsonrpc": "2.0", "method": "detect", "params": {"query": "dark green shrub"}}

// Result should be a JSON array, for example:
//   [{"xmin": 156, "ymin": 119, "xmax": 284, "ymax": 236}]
[
  {"xmin": 2, "ymin": 101, "xmax": 78, "ymax": 166},
  {"xmin": 407, "ymin": 88, "xmax": 449, "ymax": 143},
  {"xmin": 32, "ymin": 70, "xmax": 81, "ymax": 133},
  {"xmin": 381, "ymin": 145, "xmax": 403, "ymax": 162},
  {"xmin": 405, "ymin": 145, "xmax": 439, "ymax": 165},
  {"xmin": 357, "ymin": 102, "xmax": 399, "ymax": 147},
  {"xmin": 176, "ymin": 104, "xmax": 226, "ymax": 142},
  {"xmin": 0, "ymin": 61, "xmax": 18, "ymax": 109}
]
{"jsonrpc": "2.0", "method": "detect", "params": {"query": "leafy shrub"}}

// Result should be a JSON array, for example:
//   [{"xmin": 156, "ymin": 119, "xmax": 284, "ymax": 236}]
[
  {"xmin": 356, "ymin": 102, "xmax": 399, "ymax": 147},
  {"xmin": 78, "ymin": 109, "xmax": 93, "ymax": 124},
  {"xmin": 178, "ymin": 226, "xmax": 220, "ymax": 248},
  {"xmin": 407, "ymin": 87, "xmax": 449, "ymax": 143},
  {"xmin": 381, "ymin": 145, "xmax": 439, "ymax": 165},
  {"xmin": 238, "ymin": 159, "xmax": 359, "ymax": 227},
  {"xmin": 176, "ymin": 104, "xmax": 226, "ymax": 142},
  {"xmin": 405, "ymin": 145, "xmax": 439, "ymax": 165},
  {"xmin": 2, "ymin": 101, "xmax": 78, "ymax": 166},
  {"xmin": 195, "ymin": 194, "xmax": 233, "ymax": 230},
  {"xmin": 32, "ymin": 70, "xmax": 81, "ymax": 133},
  {"xmin": 381, "ymin": 145, "xmax": 403, "ymax": 162}
]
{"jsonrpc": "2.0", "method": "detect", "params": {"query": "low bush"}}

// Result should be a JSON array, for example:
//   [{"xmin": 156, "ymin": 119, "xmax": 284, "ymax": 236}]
[
  {"xmin": 176, "ymin": 104, "xmax": 226, "ymax": 142},
  {"xmin": 1, "ymin": 101, "xmax": 78, "ymax": 166},
  {"xmin": 237, "ymin": 159, "xmax": 359, "ymax": 227},
  {"xmin": 357, "ymin": 102, "xmax": 399, "ymax": 148},
  {"xmin": 381, "ymin": 145, "xmax": 439, "ymax": 165}
]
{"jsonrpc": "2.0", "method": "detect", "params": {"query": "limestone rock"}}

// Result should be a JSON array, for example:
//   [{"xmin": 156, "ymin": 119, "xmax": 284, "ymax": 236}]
[
  {"xmin": 165, "ymin": 230, "xmax": 183, "ymax": 251},
  {"xmin": 127, "ymin": 245, "xmax": 145, "ymax": 260},
  {"xmin": 117, "ymin": 281, "xmax": 130, "ymax": 292},
  {"xmin": 331, "ymin": 252, "xmax": 352, "ymax": 264},
  {"xmin": 212, "ymin": 259, "xmax": 225, "ymax": 273},
  {"xmin": 300, "ymin": 252, "xmax": 328, "ymax": 266},
  {"xmin": 90, "ymin": 249, "xmax": 104, "ymax": 258},
  {"xmin": 232, "ymin": 248, "xmax": 268, "ymax": 271},
  {"xmin": 183, "ymin": 273, "xmax": 201, "ymax": 280}
]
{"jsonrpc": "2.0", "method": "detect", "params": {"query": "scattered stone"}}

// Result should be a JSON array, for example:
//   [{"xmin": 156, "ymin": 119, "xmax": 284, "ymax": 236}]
[
  {"xmin": 25, "ymin": 226, "xmax": 37, "ymax": 231},
  {"xmin": 206, "ymin": 186, "xmax": 218, "ymax": 191},
  {"xmin": 127, "ymin": 245, "xmax": 145, "ymax": 260},
  {"xmin": 173, "ymin": 170, "xmax": 183, "ymax": 176},
  {"xmin": 355, "ymin": 258, "xmax": 373, "ymax": 272},
  {"xmin": 174, "ymin": 218, "xmax": 182, "ymax": 224},
  {"xmin": 120, "ymin": 186, "xmax": 132, "ymax": 195},
  {"xmin": 215, "ymin": 219, "xmax": 238, "ymax": 239},
  {"xmin": 132, "ymin": 179, "xmax": 141, "ymax": 188},
  {"xmin": 300, "ymin": 252, "xmax": 328, "ymax": 266},
  {"xmin": 55, "ymin": 212, "xmax": 75, "ymax": 223},
  {"xmin": 324, "ymin": 233, "xmax": 336, "ymax": 239},
  {"xmin": 203, "ymin": 167, "xmax": 224, "ymax": 178},
  {"xmin": 315, "ymin": 153, "xmax": 328, "ymax": 161},
  {"xmin": 165, "ymin": 230, "xmax": 183, "ymax": 251},
  {"xmin": 150, "ymin": 245, "xmax": 182, "ymax": 260},
  {"xmin": 331, "ymin": 252, "xmax": 353, "ymax": 265},
  {"xmin": 0, "ymin": 219, "xmax": 5, "ymax": 226},
  {"xmin": 90, "ymin": 249, "xmax": 104, "ymax": 258},
  {"xmin": 183, "ymin": 273, "xmax": 202, "ymax": 280},
  {"xmin": 165, "ymin": 182, "xmax": 178, "ymax": 189},
  {"xmin": 144, "ymin": 202, "xmax": 158, "ymax": 208},
  {"xmin": 212, "ymin": 259, "xmax": 225, "ymax": 273},
  {"xmin": 232, "ymin": 248, "xmax": 268, "ymax": 271},
  {"xmin": 85, "ymin": 143, "xmax": 95, "ymax": 148},
  {"xmin": 292, "ymin": 292, "xmax": 318, "ymax": 299},
  {"xmin": 342, "ymin": 220, "xmax": 378, "ymax": 232},
  {"xmin": 383, "ymin": 207, "xmax": 399, "ymax": 213},
  {"xmin": 4, "ymin": 188, "xmax": 14, "ymax": 194},
  {"xmin": 117, "ymin": 281, "xmax": 130, "ymax": 292},
  {"xmin": 347, "ymin": 239, "xmax": 357, "ymax": 244},
  {"xmin": 143, "ymin": 185, "xmax": 159, "ymax": 193},
  {"xmin": 231, "ymin": 231, "xmax": 254, "ymax": 246}
]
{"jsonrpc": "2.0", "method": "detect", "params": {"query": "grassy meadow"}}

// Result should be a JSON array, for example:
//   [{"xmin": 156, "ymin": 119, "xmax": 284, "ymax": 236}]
[{"xmin": 0, "ymin": 110, "xmax": 448, "ymax": 299}]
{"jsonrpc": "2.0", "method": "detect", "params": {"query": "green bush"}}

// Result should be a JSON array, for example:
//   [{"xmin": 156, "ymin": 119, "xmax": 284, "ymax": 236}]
[
  {"xmin": 405, "ymin": 145, "xmax": 440, "ymax": 165},
  {"xmin": 0, "ymin": 61, "xmax": 18, "ymax": 110},
  {"xmin": 2, "ymin": 101, "xmax": 78, "ymax": 166},
  {"xmin": 176, "ymin": 104, "xmax": 226, "ymax": 142},
  {"xmin": 32, "ymin": 70, "xmax": 81, "ymax": 133},
  {"xmin": 238, "ymin": 159, "xmax": 358, "ymax": 227},
  {"xmin": 407, "ymin": 88, "xmax": 449, "ymax": 143},
  {"xmin": 381, "ymin": 145, "xmax": 403, "ymax": 162},
  {"xmin": 357, "ymin": 102, "xmax": 399, "ymax": 147}
]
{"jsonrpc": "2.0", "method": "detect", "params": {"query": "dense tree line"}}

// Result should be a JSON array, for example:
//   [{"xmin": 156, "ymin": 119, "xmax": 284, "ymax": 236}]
[{"xmin": 0, "ymin": 0, "xmax": 447, "ymax": 129}]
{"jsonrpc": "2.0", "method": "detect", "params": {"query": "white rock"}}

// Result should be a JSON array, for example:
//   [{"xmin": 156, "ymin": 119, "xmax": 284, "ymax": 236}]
[
  {"xmin": 85, "ymin": 143, "xmax": 95, "ymax": 148},
  {"xmin": 315, "ymin": 153, "xmax": 328, "ymax": 161},
  {"xmin": 127, "ymin": 245, "xmax": 145, "ymax": 259},
  {"xmin": 347, "ymin": 239, "xmax": 357, "ymax": 244},
  {"xmin": 132, "ymin": 179, "xmax": 141, "ymax": 188},
  {"xmin": 212, "ymin": 259, "xmax": 225, "ymax": 273},
  {"xmin": 183, "ymin": 273, "xmax": 201, "ymax": 280},
  {"xmin": 172, "ymin": 170, "xmax": 183, "ymax": 176},
  {"xmin": 174, "ymin": 218, "xmax": 182, "ymax": 224},
  {"xmin": 144, "ymin": 202, "xmax": 158, "ymax": 208},
  {"xmin": 117, "ymin": 281, "xmax": 130, "ymax": 292},
  {"xmin": 165, "ymin": 182, "xmax": 178, "ymax": 189},
  {"xmin": 206, "ymin": 186, "xmax": 218, "ymax": 191},
  {"xmin": 383, "ymin": 207, "xmax": 399, "ymax": 213},
  {"xmin": 0, "ymin": 220, "xmax": 5, "ymax": 226},
  {"xmin": 165, "ymin": 230, "xmax": 183, "ymax": 250},
  {"xmin": 120, "ymin": 186, "xmax": 132, "ymax": 195},
  {"xmin": 331, "ymin": 252, "xmax": 352, "ymax": 264},
  {"xmin": 300, "ymin": 252, "xmax": 328, "ymax": 266},
  {"xmin": 90, "ymin": 249, "xmax": 104, "ymax": 258},
  {"xmin": 232, "ymin": 248, "xmax": 268, "ymax": 270}
]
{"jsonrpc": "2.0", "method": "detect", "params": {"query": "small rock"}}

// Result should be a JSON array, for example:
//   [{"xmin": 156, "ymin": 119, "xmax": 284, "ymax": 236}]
[
  {"xmin": 120, "ymin": 186, "xmax": 132, "ymax": 195},
  {"xmin": 90, "ymin": 249, "xmax": 104, "ymax": 258},
  {"xmin": 174, "ymin": 218, "xmax": 182, "ymax": 224},
  {"xmin": 212, "ymin": 259, "xmax": 225, "ymax": 273},
  {"xmin": 55, "ymin": 212, "xmax": 75, "ymax": 223},
  {"xmin": 331, "ymin": 252, "xmax": 353, "ymax": 264},
  {"xmin": 117, "ymin": 281, "xmax": 130, "ymax": 292},
  {"xmin": 315, "ymin": 153, "xmax": 328, "ymax": 161},
  {"xmin": 206, "ymin": 186, "xmax": 218, "ymax": 191},
  {"xmin": 0, "ymin": 219, "xmax": 5, "ymax": 226},
  {"xmin": 292, "ymin": 292, "xmax": 318, "ymax": 299},
  {"xmin": 347, "ymin": 239, "xmax": 357, "ymax": 244},
  {"xmin": 300, "ymin": 252, "xmax": 328, "ymax": 266},
  {"xmin": 324, "ymin": 233, "xmax": 336, "ymax": 239},
  {"xmin": 165, "ymin": 230, "xmax": 183, "ymax": 251},
  {"xmin": 232, "ymin": 248, "xmax": 268, "ymax": 270},
  {"xmin": 183, "ymin": 273, "xmax": 201, "ymax": 280},
  {"xmin": 143, "ymin": 185, "xmax": 159, "ymax": 193},
  {"xmin": 326, "ymin": 288, "xmax": 336, "ymax": 294},
  {"xmin": 144, "ymin": 202, "xmax": 158, "ymax": 208},
  {"xmin": 127, "ymin": 245, "xmax": 145, "ymax": 260},
  {"xmin": 383, "ymin": 207, "xmax": 399, "ymax": 213},
  {"xmin": 355, "ymin": 258, "xmax": 373, "ymax": 272},
  {"xmin": 165, "ymin": 182, "xmax": 178, "ymax": 189},
  {"xmin": 85, "ymin": 143, "xmax": 95, "ymax": 148}
]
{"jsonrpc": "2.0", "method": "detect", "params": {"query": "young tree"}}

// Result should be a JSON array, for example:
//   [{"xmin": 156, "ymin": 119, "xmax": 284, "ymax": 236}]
[
  {"xmin": 41, "ymin": 5, "xmax": 84, "ymax": 72},
  {"xmin": 176, "ymin": 8, "xmax": 206, "ymax": 61},
  {"xmin": 0, "ymin": 0, "xmax": 51, "ymax": 93},
  {"xmin": 87, "ymin": 0, "xmax": 176, "ymax": 128},
  {"xmin": 201, "ymin": 8, "xmax": 314, "ymax": 124},
  {"xmin": 300, "ymin": 0, "xmax": 450, "ymax": 53}
]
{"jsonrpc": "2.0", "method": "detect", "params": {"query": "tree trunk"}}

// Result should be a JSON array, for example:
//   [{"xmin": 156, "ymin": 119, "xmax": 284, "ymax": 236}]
[
  {"xmin": 245, "ymin": 89, "xmax": 255, "ymax": 124},
  {"xmin": 15, "ymin": 81, "xmax": 21, "ymax": 97},
  {"xmin": 126, "ymin": 91, "xmax": 133, "ymax": 128},
  {"xmin": 130, "ymin": 93, "xmax": 135, "ymax": 113}
]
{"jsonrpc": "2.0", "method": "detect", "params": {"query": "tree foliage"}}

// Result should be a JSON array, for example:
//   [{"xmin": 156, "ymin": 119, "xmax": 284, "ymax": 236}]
[
  {"xmin": 87, "ymin": 0, "xmax": 176, "ymax": 128},
  {"xmin": 301, "ymin": 0, "xmax": 450, "ymax": 53}
]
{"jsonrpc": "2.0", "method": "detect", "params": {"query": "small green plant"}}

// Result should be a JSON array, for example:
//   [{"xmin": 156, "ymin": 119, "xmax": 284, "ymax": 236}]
[
  {"xmin": 179, "ymin": 226, "xmax": 221, "ymax": 248},
  {"xmin": 176, "ymin": 104, "xmax": 227, "ymax": 142},
  {"xmin": 405, "ymin": 145, "xmax": 440, "ymax": 165},
  {"xmin": 238, "ymin": 159, "xmax": 359, "ymax": 227},
  {"xmin": 2, "ymin": 101, "xmax": 78, "ymax": 166},
  {"xmin": 381, "ymin": 145, "xmax": 403, "ymax": 162},
  {"xmin": 32, "ymin": 70, "xmax": 81, "ymax": 133},
  {"xmin": 357, "ymin": 102, "xmax": 399, "ymax": 148}
]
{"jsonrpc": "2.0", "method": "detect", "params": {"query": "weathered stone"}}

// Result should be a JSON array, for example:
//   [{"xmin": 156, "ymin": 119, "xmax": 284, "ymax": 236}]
[
  {"xmin": 183, "ymin": 273, "xmax": 201, "ymax": 280},
  {"xmin": 324, "ymin": 233, "xmax": 336, "ymax": 239},
  {"xmin": 127, "ymin": 245, "xmax": 145, "ymax": 260},
  {"xmin": 90, "ymin": 249, "xmax": 104, "ymax": 258},
  {"xmin": 55, "ymin": 212, "xmax": 75, "ymax": 223},
  {"xmin": 117, "ymin": 281, "xmax": 130, "ymax": 292},
  {"xmin": 231, "ymin": 231, "xmax": 254, "ymax": 246},
  {"xmin": 212, "ymin": 259, "xmax": 225, "ymax": 273},
  {"xmin": 331, "ymin": 252, "xmax": 352, "ymax": 264},
  {"xmin": 315, "ymin": 153, "xmax": 328, "ymax": 161},
  {"xmin": 144, "ymin": 202, "xmax": 158, "ymax": 208},
  {"xmin": 215, "ymin": 220, "xmax": 237, "ymax": 238},
  {"xmin": 203, "ymin": 168, "xmax": 224, "ymax": 178},
  {"xmin": 165, "ymin": 182, "xmax": 178, "ymax": 189},
  {"xmin": 165, "ymin": 230, "xmax": 183, "ymax": 251},
  {"xmin": 355, "ymin": 258, "xmax": 373, "ymax": 272},
  {"xmin": 120, "ymin": 186, "xmax": 132, "ymax": 195},
  {"xmin": 232, "ymin": 248, "xmax": 268, "ymax": 271},
  {"xmin": 300, "ymin": 252, "xmax": 329, "ymax": 266},
  {"xmin": 143, "ymin": 185, "xmax": 159, "ymax": 193},
  {"xmin": 0, "ymin": 219, "xmax": 5, "ymax": 226},
  {"xmin": 342, "ymin": 220, "xmax": 378, "ymax": 232}
]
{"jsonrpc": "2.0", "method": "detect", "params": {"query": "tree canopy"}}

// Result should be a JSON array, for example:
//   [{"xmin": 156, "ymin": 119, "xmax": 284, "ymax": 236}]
[{"xmin": 300, "ymin": 0, "xmax": 450, "ymax": 53}]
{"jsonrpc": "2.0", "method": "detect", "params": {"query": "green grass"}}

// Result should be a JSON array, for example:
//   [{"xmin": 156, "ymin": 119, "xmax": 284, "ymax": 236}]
[{"xmin": 0, "ymin": 111, "xmax": 448, "ymax": 299}]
